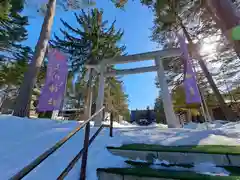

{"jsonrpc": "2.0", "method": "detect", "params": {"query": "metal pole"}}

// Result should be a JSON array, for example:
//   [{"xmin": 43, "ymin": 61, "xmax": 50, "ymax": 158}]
[
  {"xmin": 191, "ymin": 58, "xmax": 211, "ymax": 122},
  {"xmin": 80, "ymin": 68, "xmax": 93, "ymax": 180},
  {"xmin": 110, "ymin": 112, "xmax": 113, "ymax": 137},
  {"xmin": 187, "ymin": 43, "xmax": 211, "ymax": 122}
]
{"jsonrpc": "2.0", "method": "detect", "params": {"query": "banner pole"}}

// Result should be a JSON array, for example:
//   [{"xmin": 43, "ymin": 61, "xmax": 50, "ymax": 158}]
[
  {"xmin": 179, "ymin": 35, "xmax": 210, "ymax": 122},
  {"xmin": 189, "ymin": 46, "xmax": 212, "ymax": 122}
]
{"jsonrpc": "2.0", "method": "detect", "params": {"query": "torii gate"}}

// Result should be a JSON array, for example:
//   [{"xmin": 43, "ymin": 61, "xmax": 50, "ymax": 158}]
[{"xmin": 89, "ymin": 48, "xmax": 182, "ymax": 128}]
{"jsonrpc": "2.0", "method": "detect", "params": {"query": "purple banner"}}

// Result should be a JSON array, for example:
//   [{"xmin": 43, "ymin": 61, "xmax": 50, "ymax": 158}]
[
  {"xmin": 178, "ymin": 35, "xmax": 201, "ymax": 104},
  {"xmin": 37, "ymin": 49, "xmax": 68, "ymax": 111}
]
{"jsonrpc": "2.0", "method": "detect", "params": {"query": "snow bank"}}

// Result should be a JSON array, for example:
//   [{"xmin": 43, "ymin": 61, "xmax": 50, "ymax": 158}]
[
  {"xmin": 131, "ymin": 121, "xmax": 166, "ymax": 127},
  {"xmin": 103, "ymin": 120, "xmax": 167, "ymax": 128},
  {"xmin": 193, "ymin": 162, "xmax": 230, "ymax": 176},
  {"xmin": 120, "ymin": 120, "xmax": 240, "ymax": 146},
  {"xmin": 217, "ymin": 121, "xmax": 240, "ymax": 138},
  {"xmin": 103, "ymin": 120, "xmax": 134, "ymax": 127},
  {"xmin": 183, "ymin": 121, "xmax": 224, "ymax": 130},
  {"xmin": 150, "ymin": 160, "xmax": 230, "ymax": 176}
]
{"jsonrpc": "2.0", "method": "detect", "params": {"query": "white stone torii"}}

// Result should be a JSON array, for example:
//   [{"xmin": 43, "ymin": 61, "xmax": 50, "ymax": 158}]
[{"xmin": 93, "ymin": 48, "xmax": 181, "ymax": 128}]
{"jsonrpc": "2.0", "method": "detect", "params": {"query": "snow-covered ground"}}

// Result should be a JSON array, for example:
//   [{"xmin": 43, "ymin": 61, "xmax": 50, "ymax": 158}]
[{"xmin": 0, "ymin": 115, "xmax": 239, "ymax": 179}]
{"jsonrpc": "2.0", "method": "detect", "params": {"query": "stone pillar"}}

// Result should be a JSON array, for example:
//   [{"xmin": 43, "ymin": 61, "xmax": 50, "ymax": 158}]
[
  {"xmin": 94, "ymin": 65, "xmax": 105, "ymax": 126},
  {"xmin": 187, "ymin": 109, "xmax": 192, "ymax": 122},
  {"xmin": 155, "ymin": 57, "xmax": 180, "ymax": 128},
  {"xmin": 51, "ymin": 110, "xmax": 59, "ymax": 120},
  {"xmin": 208, "ymin": 107, "xmax": 215, "ymax": 121}
]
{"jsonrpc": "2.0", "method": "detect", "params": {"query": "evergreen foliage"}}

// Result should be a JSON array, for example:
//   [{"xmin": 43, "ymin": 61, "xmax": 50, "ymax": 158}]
[
  {"xmin": 51, "ymin": 8, "xmax": 129, "ymax": 120},
  {"xmin": 51, "ymin": 8, "xmax": 125, "ymax": 72},
  {"xmin": 0, "ymin": 0, "xmax": 28, "ymax": 59}
]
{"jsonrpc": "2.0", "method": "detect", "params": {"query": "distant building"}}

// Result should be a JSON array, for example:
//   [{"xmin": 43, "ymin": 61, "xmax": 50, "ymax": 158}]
[{"xmin": 130, "ymin": 109, "xmax": 156, "ymax": 125}]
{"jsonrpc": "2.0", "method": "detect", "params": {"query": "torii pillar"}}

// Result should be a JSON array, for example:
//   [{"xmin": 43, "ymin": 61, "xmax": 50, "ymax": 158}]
[
  {"xmin": 155, "ymin": 56, "xmax": 180, "ymax": 128},
  {"xmin": 94, "ymin": 65, "xmax": 105, "ymax": 126}
]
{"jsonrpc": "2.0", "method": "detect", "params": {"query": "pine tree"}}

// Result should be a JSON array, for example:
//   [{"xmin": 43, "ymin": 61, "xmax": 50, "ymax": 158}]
[
  {"xmin": 154, "ymin": 95, "xmax": 166, "ymax": 124},
  {"xmin": 51, "ymin": 9, "xmax": 129, "ymax": 119},
  {"xmin": 104, "ymin": 77, "xmax": 129, "ymax": 121},
  {"xmin": 0, "ymin": 47, "xmax": 32, "ymax": 88},
  {"xmin": 0, "ymin": 0, "xmax": 28, "ymax": 59},
  {"xmin": 0, "ymin": 47, "xmax": 33, "ymax": 110},
  {"xmin": 51, "ymin": 9, "xmax": 125, "ymax": 72},
  {"xmin": 0, "ymin": 0, "xmax": 11, "ymax": 20}
]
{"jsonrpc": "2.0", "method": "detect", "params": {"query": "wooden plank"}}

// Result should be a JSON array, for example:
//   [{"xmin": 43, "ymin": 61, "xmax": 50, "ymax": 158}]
[{"xmin": 107, "ymin": 144, "xmax": 240, "ymax": 155}]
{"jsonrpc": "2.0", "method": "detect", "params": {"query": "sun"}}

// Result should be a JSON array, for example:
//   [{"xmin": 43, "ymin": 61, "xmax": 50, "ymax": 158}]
[
  {"xmin": 200, "ymin": 43, "xmax": 217, "ymax": 55},
  {"xmin": 199, "ymin": 35, "xmax": 220, "ymax": 57}
]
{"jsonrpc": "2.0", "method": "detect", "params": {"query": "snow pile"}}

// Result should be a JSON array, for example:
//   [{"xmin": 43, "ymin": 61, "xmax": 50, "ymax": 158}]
[
  {"xmin": 156, "ymin": 123, "xmax": 168, "ymax": 128},
  {"xmin": 77, "ymin": 120, "xmax": 134, "ymax": 127},
  {"xmin": 183, "ymin": 121, "xmax": 224, "ymax": 130},
  {"xmin": 103, "ymin": 120, "xmax": 167, "ymax": 128},
  {"xmin": 131, "ymin": 121, "xmax": 167, "ymax": 128},
  {"xmin": 103, "ymin": 120, "xmax": 134, "ymax": 127},
  {"xmin": 120, "ymin": 121, "xmax": 240, "ymax": 146},
  {"xmin": 150, "ymin": 160, "xmax": 230, "ymax": 176},
  {"xmin": 125, "ymin": 159, "xmax": 230, "ymax": 176},
  {"xmin": 78, "ymin": 120, "xmax": 95, "ymax": 127},
  {"xmin": 217, "ymin": 121, "xmax": 240, "ymax": 138},
  {"xmin": 193, "ymin": 162, "xmax": 230, "ymax": 176},
  {"xmin": 181, "ymin": 121, "xmax": 240, "ymax": 144}
]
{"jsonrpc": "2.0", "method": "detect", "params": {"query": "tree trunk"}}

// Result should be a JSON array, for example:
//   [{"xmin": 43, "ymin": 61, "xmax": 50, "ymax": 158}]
[
  {"xmin": 178, "ymin": 18, "xmax": 236, "ymax": 121},
  {"xmin": 80, "ymin": 68, "xmax": 93, "ymax": 180},
  {"xmin": 187, "ymin": 109, "xmax": 192, "ymax": 122},
  {"xmin": 13, "ymin": 0, "xmax": 56, "ymax": 117}
]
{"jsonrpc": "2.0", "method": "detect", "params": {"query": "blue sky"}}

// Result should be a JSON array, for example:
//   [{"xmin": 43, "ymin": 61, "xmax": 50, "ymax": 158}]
[{"xmin": 23, "ymin": 0, "xmax": 159, "ymax": 110}]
